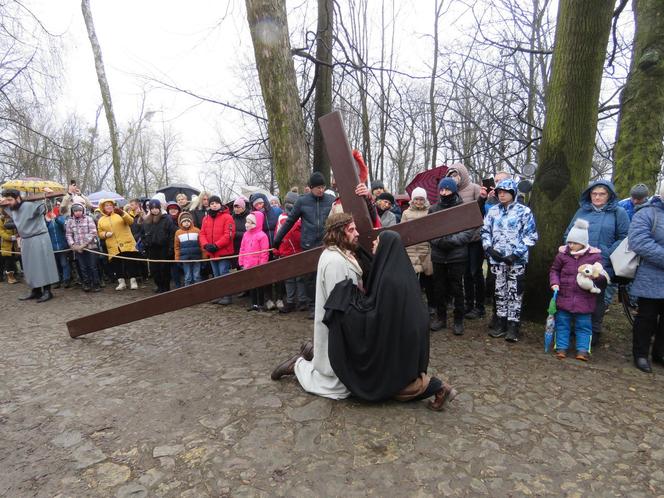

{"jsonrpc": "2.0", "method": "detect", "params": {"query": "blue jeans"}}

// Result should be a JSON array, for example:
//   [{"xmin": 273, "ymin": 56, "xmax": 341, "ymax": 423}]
[
  {"xmin": 210, "ymin": 258, "xmax": 230, "ymax": 278},
  {"xmin": 182, "ymin": 261, "xmax": 201, "ymax": 286},
  {"xmin": 75, "ymin": 251, "xmax": 99, "ymax": 287},
  {"xmin": 555, "ymin": 310, "xmax": 592, "ymax": 353},
  {"xmin": 55, "ymin": 252, "xmax": 71, "ymax": 281}
]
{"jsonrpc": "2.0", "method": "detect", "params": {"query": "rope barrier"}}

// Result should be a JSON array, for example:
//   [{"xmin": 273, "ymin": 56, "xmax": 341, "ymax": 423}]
[{"xmin": 1, "ymin": 246, "xmax": 273, "ymax": 264}]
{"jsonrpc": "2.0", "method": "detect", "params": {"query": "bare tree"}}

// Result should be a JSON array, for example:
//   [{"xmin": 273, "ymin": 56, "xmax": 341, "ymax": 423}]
[{"xmin": 81, "ymin": 0, "xmax": 123, "ymax": 195}]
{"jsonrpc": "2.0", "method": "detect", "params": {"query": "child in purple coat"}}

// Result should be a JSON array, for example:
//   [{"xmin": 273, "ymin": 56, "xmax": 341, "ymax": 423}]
[{"xmin": 549, "ymin": 219, "xmax": 607, "ymax": 360}]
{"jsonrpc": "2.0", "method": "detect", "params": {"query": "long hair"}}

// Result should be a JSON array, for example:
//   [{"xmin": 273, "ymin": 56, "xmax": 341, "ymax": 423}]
[{"xmin": 324, "ymin": 212, "xmax": 356, "ymax": 252}]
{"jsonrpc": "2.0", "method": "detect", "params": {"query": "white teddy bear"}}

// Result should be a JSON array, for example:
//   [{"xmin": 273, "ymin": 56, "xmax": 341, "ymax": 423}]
[{"xmin": 576, "ymin": 262, "xmax": 609, "ymax": 294}]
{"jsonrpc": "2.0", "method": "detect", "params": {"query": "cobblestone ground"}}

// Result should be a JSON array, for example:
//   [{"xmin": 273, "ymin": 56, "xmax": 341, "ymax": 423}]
[{"xmin": 1, "ymin": 281, "xmax": 664, "ymax": 497}]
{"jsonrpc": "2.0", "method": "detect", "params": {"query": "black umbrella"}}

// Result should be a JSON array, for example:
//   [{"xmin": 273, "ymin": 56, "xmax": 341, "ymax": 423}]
[{"xmin": 156, "ymin": 183, "xmax": 200, "ymax": 202}]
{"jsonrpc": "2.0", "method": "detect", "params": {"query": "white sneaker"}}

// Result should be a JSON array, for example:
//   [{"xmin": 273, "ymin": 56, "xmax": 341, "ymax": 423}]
[
  {"xmin": 265, "ymin": 299, "xmax": 275, "ymax": 310},
  {"xmin": 276, "ymin": 299, "xmax": 284, "ymax": 310},
  {"xmin": 115, "ymin": 278, "xmax": 127, "ymax": 291},
  {"xmin": 129, "ymin": 277, "xmax": 138, "ymax": 290}
]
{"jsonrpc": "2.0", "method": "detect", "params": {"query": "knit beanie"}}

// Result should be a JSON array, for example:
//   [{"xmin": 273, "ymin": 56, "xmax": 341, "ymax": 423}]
[
  {"xmin": 371, "ymin": 180, "xmax": 385, "ymax": 192},
  {"xmin": 308, "ymin": 171, "xmax": 326, "ymax": 188},
  {"xmin": 411, "ymin": 187, "xmax": 427, "ymax": 200},
  {"xmin": 208, "ymin": 195, "xmax": 222, "ymax": 205},
  {"xmin": 71, "ymin": 203, "xmax": 85, "ymax": 213},
  {"xmin": 377, "ymin": 192, "xmax": 395, "ymax": 205},
  {"xmin": 252, "ymin": 197, "xmax": 265, "ymax": 208},
  {"xmin": 148, "ymin": 199, "xmax": 161, "ymax": 210},
  {"xmin": 438, "ymin": 177, "xmax": 458, "ymax": 193},
  {"xmin": 233, "ymin": 197, "xmax": 246, "ymax": 209},
  {"xmin": 178, "ymin": 211, "xmax": 193, "ymax": 224},
  {"xmin": 566, "ymin": 218, "xmax": 590, "ymax": 248},
  {"xmin": 630, "ymin": 183, "xmax": 649, "ymax": 200},
  {"xmin": 284, "ymin": 191, "xmax": 299, "ymax": 206}
]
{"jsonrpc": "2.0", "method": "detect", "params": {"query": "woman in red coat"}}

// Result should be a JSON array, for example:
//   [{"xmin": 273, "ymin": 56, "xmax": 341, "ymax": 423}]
[{"xmin": 199, "ymin": 195, "xmax": 236, "ymax": 303}]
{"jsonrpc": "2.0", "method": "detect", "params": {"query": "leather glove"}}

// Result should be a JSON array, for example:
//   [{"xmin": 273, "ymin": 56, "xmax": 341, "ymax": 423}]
[
  {"xmin": 486, "ymin": 247, "xmax": 504, "ymax": 262},
  {"xmin": 204, "ymin": 243, "xmax": 218, "ymax": 253},
  {"xmin": 503, "ymin": 254, "xmax": 518, "ymax": 265}
]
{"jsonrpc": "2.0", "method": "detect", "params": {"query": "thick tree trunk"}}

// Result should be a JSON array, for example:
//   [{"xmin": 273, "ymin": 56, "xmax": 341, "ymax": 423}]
[
  {"xmin": 312, "ymin": 0, "xmax": 333, "ymax": 183},
  {"xmin": 613, "ymin": 0, "xmax": 664, "ymax": 196},
  {"xmin": 81, "ymin": 0, "xmax": 124, "ymax": 196},
  {"xmin": 245, "ymin": 0, "xmax": 309, "ymax": 194},
  {"xmin": 524, "ymin": 0, "xmax": 614, "ymax": 318}
]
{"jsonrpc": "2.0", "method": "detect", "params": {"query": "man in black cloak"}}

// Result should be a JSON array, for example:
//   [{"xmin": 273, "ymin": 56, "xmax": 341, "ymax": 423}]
[{"xmin": 323, "ymin": 230, "xmax": 457, "ymax": 410}]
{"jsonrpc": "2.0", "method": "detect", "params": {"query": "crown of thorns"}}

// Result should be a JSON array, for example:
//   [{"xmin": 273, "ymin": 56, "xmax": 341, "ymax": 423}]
[{"xmin": 326, "ymin": 214, "xmax": 353, "ymax": 232}]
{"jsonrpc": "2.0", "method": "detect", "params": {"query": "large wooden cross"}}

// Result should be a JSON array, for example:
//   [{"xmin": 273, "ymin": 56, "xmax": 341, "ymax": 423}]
[{"xmin": 67, "ymin": 112, "xmax": 483, "ymax": 338}]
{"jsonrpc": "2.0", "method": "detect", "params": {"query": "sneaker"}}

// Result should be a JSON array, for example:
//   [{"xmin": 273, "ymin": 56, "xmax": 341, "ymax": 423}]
[
  {"xmin": 488, "ymin": 317, "xmax": 507, "ymax": 338},
  {"xmin": 265, "ymin": 299, "xmax": 276, "ymax": 311},
  {"xmin": 575, "ymin": 351, "xmax": 589, "ymax": 361},
  {"xmin": 505, "ymin": 321, "xmax": 520, "ymax": 343},
  {"xmin": 555, "ymin": 350, "xmax": 567, "ymax": 359}
]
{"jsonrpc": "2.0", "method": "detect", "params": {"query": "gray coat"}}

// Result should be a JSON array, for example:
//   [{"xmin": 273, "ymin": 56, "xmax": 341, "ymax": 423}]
[
  {"xmin": 629, "ymin": 196, "xmax": 664, "ymax": 299},
  {"xmin": 10, "ymin": 201, "xmax": 59, "ymax": 288}
]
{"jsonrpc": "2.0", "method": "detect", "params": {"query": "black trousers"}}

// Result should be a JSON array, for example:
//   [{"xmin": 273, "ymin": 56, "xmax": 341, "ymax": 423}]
[
  {"xmin": 633, "ymin": 297, "xmax": 664, "ymax": 360},
  {"xmin": 464, "ymin": 241, "xmax": 486, "ymax": 311},
  {"xmin": 251, "ymin": 287, "xmax": 264, "ymax": 307},
  {"xmin": 110, "ymin": 251, "xmax": 142, "ymax": 279},
  {"xmin": 433, "ymin": 261, "xmax": 465, "ymax": 321}
]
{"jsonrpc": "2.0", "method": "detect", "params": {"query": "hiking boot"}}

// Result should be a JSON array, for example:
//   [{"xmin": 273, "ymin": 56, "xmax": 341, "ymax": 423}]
[
  {"xmin": 453, "ymin": 319, "xmax": 464, "ymax": 336},
  {"xmin": 505, "ymin": 321, "xmax": 520, "ymax": 342},
  {"xmin": 430, "ymin": 317, "xmax": 446, "ymax": 332},
  {"xmin": 488, "ymin": 317, "xmax": 508, "ymax": 338},
  {"xmin": 555, "ymin": 350, "xmax": 567, "ymax": 359}
]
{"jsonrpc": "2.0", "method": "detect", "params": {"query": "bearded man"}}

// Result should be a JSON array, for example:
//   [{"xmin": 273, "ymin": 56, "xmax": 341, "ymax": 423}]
[
  {"xmin": 270, "ymin": 212, "xmax": 362, "ymax": 399},
  {"xmin": 1, "ymin": 188, "xmax": 59, "ymax": 302}
]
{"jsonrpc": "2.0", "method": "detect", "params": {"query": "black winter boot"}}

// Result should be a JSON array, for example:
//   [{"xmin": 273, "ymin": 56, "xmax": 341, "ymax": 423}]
[
  {"xmin": 36, "ymin": 285, "xmax": 53, "ymax": 303},
  {"xmin": 488, "ymin": 316, "xmax": 508, "ymax": 338},
  {"xmin": 453, "ymin": 318, "xmax": 464, "ymax": 336},
  {"xmin": 505, "ymin": 321, "xmax": 520, "ymax": 342},
  {"xmin": 430, "ymin": 315, "xmax": 447, "ymax": 332}
]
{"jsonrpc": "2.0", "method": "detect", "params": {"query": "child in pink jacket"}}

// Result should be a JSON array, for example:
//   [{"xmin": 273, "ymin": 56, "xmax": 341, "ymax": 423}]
[{"xmin": 239, "ymin": 211, "xmax": 270, "ymax": 311}]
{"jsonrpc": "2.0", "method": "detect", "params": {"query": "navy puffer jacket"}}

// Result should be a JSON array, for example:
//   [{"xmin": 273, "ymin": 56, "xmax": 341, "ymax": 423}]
[{"xmin": 273, "ymin": 192, "xmax": 335, "ymax": 250}]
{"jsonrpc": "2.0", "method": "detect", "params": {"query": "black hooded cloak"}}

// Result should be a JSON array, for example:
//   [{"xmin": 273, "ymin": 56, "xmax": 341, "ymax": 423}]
[{"xmin": 324, "ymin": 231, "xmax": 430, "ymax": 401}]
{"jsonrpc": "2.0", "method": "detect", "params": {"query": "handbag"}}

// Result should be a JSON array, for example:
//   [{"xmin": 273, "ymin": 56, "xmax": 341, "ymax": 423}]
[
  {"xmin": 610, "ymin": 237, "xmax": 639, "ymax": 279},
  {"xmin": 610, "ymin": 207, "xmax": 658, "ymax": 279}
]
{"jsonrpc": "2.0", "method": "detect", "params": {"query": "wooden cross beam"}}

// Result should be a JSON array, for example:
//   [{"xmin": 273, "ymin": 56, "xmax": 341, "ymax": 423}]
[{"xmin": 67, "ymin": 111, "xmax": 483, "ymax": 338}]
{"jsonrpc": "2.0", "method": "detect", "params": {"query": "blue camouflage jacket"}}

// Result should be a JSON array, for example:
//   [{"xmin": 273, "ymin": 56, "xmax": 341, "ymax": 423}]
[{"xmin": 481, "ymin": 201, "xmax": 538, "ymax": 264}]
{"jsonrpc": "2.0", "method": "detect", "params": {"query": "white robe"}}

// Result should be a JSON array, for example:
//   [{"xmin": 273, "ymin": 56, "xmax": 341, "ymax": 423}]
[{"xmin": 294, "ymin": 246, "xmax": 362, "ymax": 399}]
